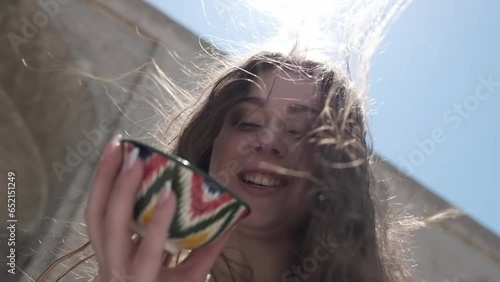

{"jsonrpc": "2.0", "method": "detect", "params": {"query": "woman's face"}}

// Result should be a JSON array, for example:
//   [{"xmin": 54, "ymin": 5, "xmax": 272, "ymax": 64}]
[{"xmin": 209, "ymin": 68, "xmax": 321, "ymax": 237}]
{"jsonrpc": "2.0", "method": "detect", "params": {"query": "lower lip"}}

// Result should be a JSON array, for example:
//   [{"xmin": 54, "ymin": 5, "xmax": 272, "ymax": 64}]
[{"xmin": 238, "ymin": 178, "xmax": 281, "ymax": 197}]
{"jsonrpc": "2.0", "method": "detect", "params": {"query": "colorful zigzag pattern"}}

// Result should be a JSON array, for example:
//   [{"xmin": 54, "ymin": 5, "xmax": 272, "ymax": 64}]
[{"xmin": 121, "ymin": 140, "xmax": 250, "ymax": 254}]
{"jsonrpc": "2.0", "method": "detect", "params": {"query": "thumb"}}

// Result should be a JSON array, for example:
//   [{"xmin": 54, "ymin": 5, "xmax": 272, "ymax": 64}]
[{"xmin": 177, "ymin": 226, "xmax": 235, "ymax": 277}]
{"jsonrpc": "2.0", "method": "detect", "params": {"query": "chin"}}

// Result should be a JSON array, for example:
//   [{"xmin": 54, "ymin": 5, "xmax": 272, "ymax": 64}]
[
  {"xmin": 223, "ymin": 179, "xmax": 310, "ymax": 234},
  {"xmin": 236, "ymin": 207, "xmax": 295, "ymax": 236},
  {"xmin": 237, "ymin": 218, "xmax": 282, "ymax": 237}
]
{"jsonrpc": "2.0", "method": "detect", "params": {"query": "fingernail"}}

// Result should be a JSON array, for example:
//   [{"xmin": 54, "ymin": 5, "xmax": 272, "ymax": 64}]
[
  {"xmin": 120, "ymin": 147, "xmax": 139, "ymax": 175},
  {"xmin": 158, "ymin": 182, "xmax": 172, "ymax": 206},
  {"xmin": 101, "ymin": 134, "xmax": 122, "ymax": 159}
]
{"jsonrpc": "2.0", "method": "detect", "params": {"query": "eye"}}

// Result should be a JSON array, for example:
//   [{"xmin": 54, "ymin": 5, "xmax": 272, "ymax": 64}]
[
  {"xmin": 287, "ymin": 129, "xmax": 305, "ymax": 137},
  {"xmin": 238, "ymin": 122, "xmax": 261, "ymax": 130}
]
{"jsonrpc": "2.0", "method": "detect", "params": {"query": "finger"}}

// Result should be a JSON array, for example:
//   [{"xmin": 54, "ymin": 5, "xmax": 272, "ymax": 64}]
[
  {"xmin": 104, "ymin": 147, "xmax": 144, "ymax": 268},
  {"xmin": 85, "ymin": 135, "xmax": 122, "ymax": 263},
  {"xmin": 133, "ymin": 190, "xmax": 177, "ymax": 281},
  {"xmin": 177, "ymin": 226, "xmax": 235, "ymax": 278}
]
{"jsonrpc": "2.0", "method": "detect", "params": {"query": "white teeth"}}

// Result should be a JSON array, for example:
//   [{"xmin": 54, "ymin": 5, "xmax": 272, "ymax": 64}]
[{"xmin": 242, "ymin": 173, "xmax": 283, "ymax": 187}]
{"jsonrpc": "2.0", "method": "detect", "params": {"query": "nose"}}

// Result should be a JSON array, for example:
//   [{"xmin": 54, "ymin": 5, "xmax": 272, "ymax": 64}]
[{"xmin": 253, "ymin": 127, "xmax": 287, "ymax": 158}]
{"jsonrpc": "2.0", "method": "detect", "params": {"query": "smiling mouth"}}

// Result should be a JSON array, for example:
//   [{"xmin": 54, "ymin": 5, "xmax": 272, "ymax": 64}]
[{"xmin": 237, "ymin": 171, "xmax": 289, "ymax": 188}]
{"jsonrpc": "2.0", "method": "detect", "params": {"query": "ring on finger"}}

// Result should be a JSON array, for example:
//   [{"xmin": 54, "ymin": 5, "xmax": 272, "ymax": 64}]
[{"xmin": 131, "ymin": 233, "xmax": 141, "ymax": 245}]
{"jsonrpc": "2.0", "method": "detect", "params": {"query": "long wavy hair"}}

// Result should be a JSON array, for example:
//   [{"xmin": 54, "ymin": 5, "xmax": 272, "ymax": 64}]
[
  {"xmin": 36, "ymin": 48, "xmax": 416, "ymax": 282},
  {"xmin": 169, "ymin": 50, "xmax": 412, "ymax": 282}
]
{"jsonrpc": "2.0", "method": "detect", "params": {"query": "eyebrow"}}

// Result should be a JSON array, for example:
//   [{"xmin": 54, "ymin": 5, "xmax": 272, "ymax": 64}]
[{"xmin": 236, "ymin": 96, "xmax": 319, "ymax": 115}]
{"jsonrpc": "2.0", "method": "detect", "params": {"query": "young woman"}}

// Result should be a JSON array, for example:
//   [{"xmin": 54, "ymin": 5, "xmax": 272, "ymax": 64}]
[
  {"xmin": 90, "ymin": 49, "xmax": 414, "ymax": 282},
  {"xmin": 37, "ymin": 50, "xmax": 414, "ymax": 282}
]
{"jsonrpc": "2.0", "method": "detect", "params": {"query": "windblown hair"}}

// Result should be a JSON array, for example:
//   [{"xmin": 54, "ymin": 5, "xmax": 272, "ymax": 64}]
[
  {"xmin": 168, "ymin": 50, "xmax": 413, "ymax": 282},
  {"xmin": 37, "ymin": 47, "xmax": 416, "ymax": 282}
]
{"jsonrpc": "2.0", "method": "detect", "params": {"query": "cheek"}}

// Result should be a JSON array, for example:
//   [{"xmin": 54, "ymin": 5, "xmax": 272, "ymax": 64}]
[
  {"xmin": 285, "ymin": 180, "xmax": 315, "ymax": 227},
  {"xmin": 209, "ymin": 129, "xmax": 256, "ymax": 183},
  {"xmin": 289, "ymin": 141, "xmax": 315, "ymax": 170},
  {"xmin": 288, "ymin": 145, "xmax": 316, "ymax": 202}
]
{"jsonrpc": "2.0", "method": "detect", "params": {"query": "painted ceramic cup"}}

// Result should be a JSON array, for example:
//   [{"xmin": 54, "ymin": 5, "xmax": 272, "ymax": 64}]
[{"xmin": 119, "ymin": 139, "xmax": 251, "ymax": 254}]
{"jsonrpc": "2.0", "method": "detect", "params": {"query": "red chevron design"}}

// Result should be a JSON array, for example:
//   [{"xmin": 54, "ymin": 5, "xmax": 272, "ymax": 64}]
[
  {"xmin": 142, "ymin": 154, "xmax": 169, "ymax": 187},
  {"xmin": 189, "ymin": 173, "xmax": 234, "ymax": 220}
]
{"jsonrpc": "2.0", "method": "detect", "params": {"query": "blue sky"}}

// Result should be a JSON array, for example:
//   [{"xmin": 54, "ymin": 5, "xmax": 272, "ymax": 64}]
[{"xmin": 145, "ymin": 0, "xmax": 500, "ymax": 236}]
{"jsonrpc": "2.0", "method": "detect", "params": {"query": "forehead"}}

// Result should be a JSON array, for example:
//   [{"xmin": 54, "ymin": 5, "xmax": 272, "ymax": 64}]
[{"xmin": 246, "ymin": 69, "xmax": 322, "ymax": 110}]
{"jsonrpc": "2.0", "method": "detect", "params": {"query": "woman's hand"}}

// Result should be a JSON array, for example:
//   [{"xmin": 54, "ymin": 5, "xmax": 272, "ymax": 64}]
[{"xmin": 85, "ymin": 135, "xmax": 232, "ymax": 282}]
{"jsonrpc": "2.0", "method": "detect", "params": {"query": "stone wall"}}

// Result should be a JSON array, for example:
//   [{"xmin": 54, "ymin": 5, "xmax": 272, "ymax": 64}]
[{"xmin": 0, "ymin": 1, "xmax": 206, "ymax": 281}]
